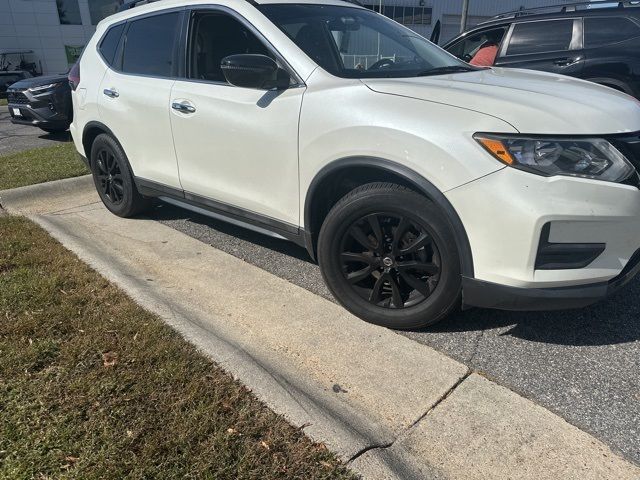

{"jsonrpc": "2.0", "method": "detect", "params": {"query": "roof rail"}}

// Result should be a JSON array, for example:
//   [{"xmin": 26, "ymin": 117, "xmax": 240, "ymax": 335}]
[{"xmin": 485, "ymin": 0, "xmax": 640, "ymax": 23}]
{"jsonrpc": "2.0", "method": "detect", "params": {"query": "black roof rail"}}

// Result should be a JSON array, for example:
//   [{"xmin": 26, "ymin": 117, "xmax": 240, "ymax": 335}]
[{"xmin": 484, "ymin": 0, "xmax": 640, "ymax": 23}]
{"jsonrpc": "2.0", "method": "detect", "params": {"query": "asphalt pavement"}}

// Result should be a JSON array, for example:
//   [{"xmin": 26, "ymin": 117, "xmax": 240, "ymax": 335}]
[
  {"xmin": 0, "ymin": 109, "xmax": 70, "ymax": 155},
  {"xmin": 148, "ymin": 203, "xmax": 640, "ymax": 466}
]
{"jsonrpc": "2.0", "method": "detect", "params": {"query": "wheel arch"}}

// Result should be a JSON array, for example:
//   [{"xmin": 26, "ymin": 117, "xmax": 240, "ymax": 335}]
[
  {"xmin": 81, "ymin": 121, "xmax": 119, "ymax": 162},
  {"xmin": 304, "ymin": 157, "xmax": 474, "ymax": 277}
]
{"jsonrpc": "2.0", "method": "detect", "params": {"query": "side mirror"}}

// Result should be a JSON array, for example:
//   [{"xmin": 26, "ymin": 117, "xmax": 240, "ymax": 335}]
[{"xmin": 220, "ymin": 54, "xmax": 291, "ymax": 90}]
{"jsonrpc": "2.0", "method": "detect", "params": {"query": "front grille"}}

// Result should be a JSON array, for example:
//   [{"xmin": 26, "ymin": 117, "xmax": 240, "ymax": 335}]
[{"xmin": 7, "ymin": 90, "xmax": 29, "ymax": 105}]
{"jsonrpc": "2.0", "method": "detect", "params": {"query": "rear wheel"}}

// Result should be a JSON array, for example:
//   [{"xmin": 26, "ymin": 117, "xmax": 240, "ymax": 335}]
[
  {"xmin": 90, "ymin": 133, "xmax": 151, "ymax": 218},
  {"xmin": 318, "ymin": 182, "xmax": 461, "ymax": 329}
]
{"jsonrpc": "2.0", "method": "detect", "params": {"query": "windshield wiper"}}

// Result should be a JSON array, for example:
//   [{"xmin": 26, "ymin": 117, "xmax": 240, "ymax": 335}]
[{"xmin": 415, "ymin": 65, "xmax": 479, "ymax": 77}]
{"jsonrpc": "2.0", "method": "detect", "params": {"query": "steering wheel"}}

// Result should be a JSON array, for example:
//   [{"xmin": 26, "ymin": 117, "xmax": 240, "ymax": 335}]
[{"xmin": 368, "ymin": 58, "xmax": 395, "ymax": 70}]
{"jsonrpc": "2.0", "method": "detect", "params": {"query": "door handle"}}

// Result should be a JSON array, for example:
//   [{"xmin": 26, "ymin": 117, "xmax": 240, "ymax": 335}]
[
  {"xmin": 553, "ymin": 58, "xmax": 578, "ymax": 67},
  {"xmin": 171, "ymin": 102, "xmax": 196, "ymax": 114},
  {"xmin": 103, "ymin": 88, "xmax": 119, "ymax": 98}
]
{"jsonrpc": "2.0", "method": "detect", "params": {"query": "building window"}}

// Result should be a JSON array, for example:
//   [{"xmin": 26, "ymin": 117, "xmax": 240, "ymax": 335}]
[
  {"xmin": 364, "ymin": 4, "xmax": 432, "ymax": 26},
  {"xmin": 89, "ymin": 0, "xmax": 123, "ymax": 25},
  {"xmin": 56, "ymin": 0, "xmax": 82, "ymax": 25}
]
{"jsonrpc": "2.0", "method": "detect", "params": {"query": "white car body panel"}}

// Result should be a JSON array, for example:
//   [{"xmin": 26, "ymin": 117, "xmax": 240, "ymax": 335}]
[
  {"xmin": 169, "ymin": 81, "xmax": 304, "ymax": 225},
  {"xmin": 363, "ymin": 67, "xmax": 640, "ymax": 134},
  {"xmin": 99, "ymin": 69, "xmax": 181, "ymax": 188}
]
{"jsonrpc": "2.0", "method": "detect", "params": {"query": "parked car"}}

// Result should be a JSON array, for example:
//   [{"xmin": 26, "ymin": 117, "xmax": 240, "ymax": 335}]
[
  {"xmin": 0, "ymin": 71, "xmax": 31, "ymax": 98},
  {"xmin": 441, "ymin": 1, "xmax": 640, "ymax": 98},
  {"xmin": 70, "ymin": 0, "xmax": 640, "ymax": 329},
  {"xmin": 7, "ymin": 73, "xmax": 72, "ymax": 133}
]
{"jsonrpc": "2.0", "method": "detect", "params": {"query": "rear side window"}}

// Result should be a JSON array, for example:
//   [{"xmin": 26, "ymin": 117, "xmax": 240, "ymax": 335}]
[
  {"xmin": 584, "ymin": 17, "xmax": 640, "ymax": 47},
  {"xmin": 122, "ymin": 12, "xmax": 180, "ymax": 77},
  {"xmin": 99, "ymin": 23, "xmax": 125, "ymax": 66},
  {"xmin": 507, "ymin": 19, "xmax": 574, "ymax": 55}
]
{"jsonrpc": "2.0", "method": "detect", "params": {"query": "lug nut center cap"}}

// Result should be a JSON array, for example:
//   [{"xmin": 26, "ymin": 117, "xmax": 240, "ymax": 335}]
[{"xmin": 382, "ymin": 257, "xmax": 394, "ymax": 267}]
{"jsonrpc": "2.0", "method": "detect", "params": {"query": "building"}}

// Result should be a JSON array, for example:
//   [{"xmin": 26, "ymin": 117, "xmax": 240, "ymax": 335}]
[{"xmin": 0, "ymin": 0, "xmax": 575, "ymax": 75}]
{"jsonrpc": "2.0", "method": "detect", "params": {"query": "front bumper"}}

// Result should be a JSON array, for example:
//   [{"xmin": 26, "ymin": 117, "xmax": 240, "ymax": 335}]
[
  {"xmin": 6, "ymin": 86, "xmax": 71, "ymax": 129},
  {"xmin": 446, "ymin": 148, "xmax": 640, "ymax": 295},
  {"xmin": 462, "ymin": 249, "xmax": 640, "ymax": 310}
]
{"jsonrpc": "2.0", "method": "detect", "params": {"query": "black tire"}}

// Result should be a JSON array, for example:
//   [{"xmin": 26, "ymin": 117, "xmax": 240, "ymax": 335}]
[
  {"xmin": 39, "ymin": 125, "xmax": 69, "ymax": 134},
  {"xmin": 90, "ymin": 133, "xmax": 151, "ymax": 218},
  {"xmin": 318, "ymin": 182, "xmax": 461, "ymax": 330}
]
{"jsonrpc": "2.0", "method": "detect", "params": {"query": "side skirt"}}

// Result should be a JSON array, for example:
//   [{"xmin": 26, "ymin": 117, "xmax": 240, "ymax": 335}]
[{"xmin": 134, "ymin": 177, "xmax": 310, "ymax": 252}]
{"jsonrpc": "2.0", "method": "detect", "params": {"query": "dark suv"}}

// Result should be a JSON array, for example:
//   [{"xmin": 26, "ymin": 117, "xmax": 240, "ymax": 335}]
[
  {"xmin": 442, "ymin": 1, "xmax": 640, "ymax": 98},
  {"xmin": 6, "ymin": 73, "xmax": 72, "ymax": 133}
]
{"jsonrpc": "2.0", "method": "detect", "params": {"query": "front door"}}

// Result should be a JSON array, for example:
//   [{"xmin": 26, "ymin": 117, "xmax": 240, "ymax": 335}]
[{"xmin": 170, "ymin": 9, "xmax": 303, "ymax": 228}]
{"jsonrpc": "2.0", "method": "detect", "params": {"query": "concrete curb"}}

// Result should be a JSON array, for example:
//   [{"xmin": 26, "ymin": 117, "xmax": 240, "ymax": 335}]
[{"xmin": 2, "ymin": 176, "xmax": 639, "ymax": 479}]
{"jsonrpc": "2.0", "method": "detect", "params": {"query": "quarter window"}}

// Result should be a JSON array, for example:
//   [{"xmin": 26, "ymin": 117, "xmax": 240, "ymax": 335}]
[
  {"xmin": 122, "ymin": 12, "xmax": 180, "ymax": 77},
  {"xmin": 584, "ymin": 17, "xmax": 640, "ymax": 47},
  {"xmin": 507, "ymin": 19, "xmax": 574, "ymax": 55},
  {"xmin": 99, "ymin": 23, "xmax": 125, "ymax": 66}
]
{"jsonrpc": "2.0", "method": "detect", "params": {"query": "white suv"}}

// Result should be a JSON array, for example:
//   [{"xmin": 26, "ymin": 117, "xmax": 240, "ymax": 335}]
[{"xmin": 70, "ymin": 0, "xmax": 640, "ymax": 329}]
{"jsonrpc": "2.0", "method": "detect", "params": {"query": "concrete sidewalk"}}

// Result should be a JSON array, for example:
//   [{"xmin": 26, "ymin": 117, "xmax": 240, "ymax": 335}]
[{"xmin": 2, "ymin": 176, "xmax": 638, "ymax": 479}]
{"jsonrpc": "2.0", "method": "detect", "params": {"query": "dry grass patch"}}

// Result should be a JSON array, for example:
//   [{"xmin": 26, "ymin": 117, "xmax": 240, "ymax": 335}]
[{"xmin": 0, "ymin": 216, "xmax": 356, "ymax": 479}]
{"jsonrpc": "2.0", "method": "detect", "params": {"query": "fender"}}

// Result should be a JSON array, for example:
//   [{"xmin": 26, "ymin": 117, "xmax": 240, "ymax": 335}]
[
  {"xmin": 304, "ymin": 157, "xmax": 475, "ymax": 278},
  {"xmin": 82, "ymin": 120, "xmax": 120, "ymax": 158},
  {"xmin": 585, "ymin": 77, "xmax": 633, "ymax": 96}
]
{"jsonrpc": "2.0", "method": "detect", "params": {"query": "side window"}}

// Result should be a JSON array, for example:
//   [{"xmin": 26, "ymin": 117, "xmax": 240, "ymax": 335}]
[
  {"xmin": 122, "ymin": 12, "xmax": 181, "ymax": 77},
  {"xmin": 507, "ymin": 19, "xmax": 574, "ymax": 55},
  {"xmin": 584, "ymin": 17, "xmax": 640, "ymax": 48},
  {"xmin": 188, "ymin": 12, "xmax": 271, "ymax": 83},
  {"xmin": 447, "ymin": 27, "xmax": 507, "ymax": 63},
  {"xmin": 99, "ymin": 23, "xmax": 125, "ymax": 66}
]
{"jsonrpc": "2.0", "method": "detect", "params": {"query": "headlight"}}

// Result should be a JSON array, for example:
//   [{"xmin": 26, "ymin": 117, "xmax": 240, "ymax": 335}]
[
  {"xmin": 474, "ymin": 134, "xmax": 636, "ymax": 183},
  {"xmin": 28, "ymin": 83, "xmax": 60, "ymax": 94}
]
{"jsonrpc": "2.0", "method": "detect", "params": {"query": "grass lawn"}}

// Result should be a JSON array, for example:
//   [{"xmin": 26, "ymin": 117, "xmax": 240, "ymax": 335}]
[
  {"xmin": 0, "ymin": 98, "xmax": 7, "ymax": 106},
  {"xmin": 0, "ymin": 142, "xmax": 89, "ymax": 190},
  {"xmin": 0, "ymin": 216, "xmax": 355, "ymax": 479}
]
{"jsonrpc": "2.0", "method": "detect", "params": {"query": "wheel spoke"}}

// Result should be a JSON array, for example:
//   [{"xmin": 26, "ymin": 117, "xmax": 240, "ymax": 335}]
[
  {"xmin": 349, "ymin": 225, "xmax": 374, "ymax": 251},
  {"xmin": 400, "ymin": 232, "xmax": 431, "ymax": 255},
  {"xmin": 367, "ymin": 215, "xmax": 383, "ymax": 253},
  {"xmin": 346, "ymin": 266, "xmax": 375, "ymax": 284},
  {"xmin": 341, "ymin": 252, "xmax": 376, "ymax": 265},
  {"xmin": 392, "ymin": 217, "xmax": 410, "ymax": 254},
  {"xmin": 396, "ymin": 261, "xmax": 439, "ymax": 275},
  {"xmin": 399, "ymin": 271, "xmax": 430, "ymax": 297},
  {"xmin": 369, "ymin": 274, "xmax": 386, "ymax": 303},
  {"xmin": 388, "ymin": 276, "xmax": 404, "ymax": 308}
]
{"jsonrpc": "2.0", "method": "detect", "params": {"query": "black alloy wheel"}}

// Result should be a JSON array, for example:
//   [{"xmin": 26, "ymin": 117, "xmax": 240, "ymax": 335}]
[
  {"xmin": 90, "ymin": 133, "xmax": 151, "ymax": 218},
  {"xmin": 340, "ymin": 213, "xmax": 441, "ymax": 309},
  {"xmin": 318, "ymin": 182, "xmax": 461, "ymax": 329},
  {"xmin": 95, "ymin": 147, "xmax": 125, "ymax": 205}
]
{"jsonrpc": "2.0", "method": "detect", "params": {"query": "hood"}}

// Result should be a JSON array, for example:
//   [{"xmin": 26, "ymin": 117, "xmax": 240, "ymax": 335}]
[
  {"xmin": 9, "ymin": 74, "xmax": 68, "ymax": 91},
  {"xmin": 362, "ymin": 68, "xmax": 640, "ymax": 135}
]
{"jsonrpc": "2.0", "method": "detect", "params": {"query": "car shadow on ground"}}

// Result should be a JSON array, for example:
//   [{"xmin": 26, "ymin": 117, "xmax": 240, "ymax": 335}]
[
  {"xmin": 147, "ymin": 203, "xmax": 640, "ymax": 348},
  {"xmin": 427, "ymin": 280, "xmax": 640, "ymax": 347},
  {"xmin": 38, "ymin": 131, "xmax": 71, "ymax": 142},
  {"xmin": 148, "ymin": 203, "xmax": 314, "ymax": 263}
]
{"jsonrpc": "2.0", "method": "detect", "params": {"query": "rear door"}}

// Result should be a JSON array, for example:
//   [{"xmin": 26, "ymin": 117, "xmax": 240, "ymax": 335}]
[
  {"xmin": 98, "ymin": 9, "xmax": 183, "ymax": 189},
  {"xmin": 495, "ymin": 18, "xmax": 585, "ymax": 77},
  {"xmin": 581, "ymin": 15, "xmax": 640, "ymax": 95}
]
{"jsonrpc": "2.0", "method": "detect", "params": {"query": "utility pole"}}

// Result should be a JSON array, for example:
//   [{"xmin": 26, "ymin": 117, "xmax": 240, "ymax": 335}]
[{"xmin": 460, "ymin": 0, "xmax": 469, "ymax": 33}]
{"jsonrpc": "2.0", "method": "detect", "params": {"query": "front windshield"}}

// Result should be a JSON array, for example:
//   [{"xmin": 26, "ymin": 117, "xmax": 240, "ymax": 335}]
[{"xmin": 259, "ymin": 3, "xmax": 477, "ymax": 78}]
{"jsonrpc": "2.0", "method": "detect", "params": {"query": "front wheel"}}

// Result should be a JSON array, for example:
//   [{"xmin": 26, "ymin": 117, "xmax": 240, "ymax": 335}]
[{"xmin": 318, "ymin": 183, "xmax": 461, "ymax": 329}]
